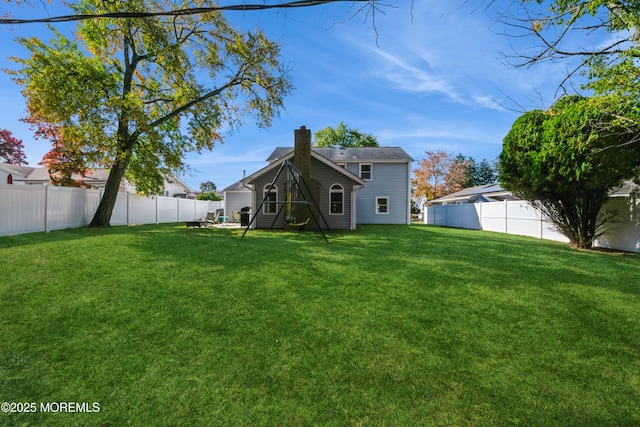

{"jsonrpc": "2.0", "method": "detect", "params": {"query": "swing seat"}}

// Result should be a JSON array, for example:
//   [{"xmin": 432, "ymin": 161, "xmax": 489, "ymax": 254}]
[{"xmin": 287, "ymin": 218, "xmax": 310, "ymax": 227}]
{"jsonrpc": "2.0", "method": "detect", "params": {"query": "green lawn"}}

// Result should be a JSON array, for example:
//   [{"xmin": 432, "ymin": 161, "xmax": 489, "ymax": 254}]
[{"xmin": 1, "ymin": 224, "xmax": 639, "ymax": 426}]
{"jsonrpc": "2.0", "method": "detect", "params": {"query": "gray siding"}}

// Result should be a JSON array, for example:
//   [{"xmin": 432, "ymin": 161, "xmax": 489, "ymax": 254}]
[
  {"xmin": 312, "ymin": 160, "xmax": 356, "ymax": 230},
  {"xmin": 250, "ymin": 167, "xmax": 288, "ymax": 229},
  {"xmin": 347, "ymin": 162, "xmax": 411, "ymax": 225},
  {"xmin": 249, "ymin": 158, "xmax": 357, "ymax": 230}
]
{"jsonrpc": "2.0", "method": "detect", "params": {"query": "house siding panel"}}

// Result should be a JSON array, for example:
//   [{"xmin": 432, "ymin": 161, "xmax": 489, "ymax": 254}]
[
  {"xmin": 311, "ymin": 159, "xmax": 355, "ymax": 230},
  {"xmin": 250, "ymin": 168, "xmax": 288, "ymax": 229},
  {"xmin": 351, "ymin": 162, "xmax": 410, "ymax": 225},
  {"xmin": 249, "ymin": 158, "xmax": 357, "ymax": 230}
]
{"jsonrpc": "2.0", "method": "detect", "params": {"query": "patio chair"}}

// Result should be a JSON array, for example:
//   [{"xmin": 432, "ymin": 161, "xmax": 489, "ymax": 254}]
[
  {"xmin": 232, "ymin": 211, "xmax": 241, "ymax": 223},
  {"xmin": 205, "ymin": 211, "xmax": 219, "ymax": 227}
]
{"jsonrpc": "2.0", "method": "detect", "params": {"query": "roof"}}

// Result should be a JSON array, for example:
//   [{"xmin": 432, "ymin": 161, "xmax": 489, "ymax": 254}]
[
  {"xmin": 0, "ymin": 164, "xmax": 37, "ymax": 177},
  {"xmin": 244, "ymin": 150, "xmax": 365, "ymax": 187},
  {"xmin": 222, "ymin": 180, "xmax": 250, "ymax": 192},
  {"xmin": 428, "ymin": 183, "xmax": 516, "ymax": 205},
  {"xmin": 266, "ymin": 146, "xmax": 413, "ymax": 163},
  {"xmin": 165, "ymin": 174, "xmax": 195, "ymax": 193},
  {"xmin": 1, "ymin": 163, "xmax": 188, "ymax": 191}
]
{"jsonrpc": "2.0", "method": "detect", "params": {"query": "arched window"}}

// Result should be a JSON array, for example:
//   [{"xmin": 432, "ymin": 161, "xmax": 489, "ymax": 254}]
[
  {"xmin": 330, "ymin": 184, "xmax": 343, "ymax": 215},
  {"xmin": 263, "ymin": 184, "xmax": 278, "ymax": 214},
  {"xmin": 7, "ymin": 174, "xmax": 13, "ymax": 185}
]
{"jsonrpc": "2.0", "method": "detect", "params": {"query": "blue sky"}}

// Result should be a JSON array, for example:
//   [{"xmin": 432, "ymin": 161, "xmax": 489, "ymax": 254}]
[{"xmin": 0, "ymin": 1, "xmax": 599, "ymax": 191}]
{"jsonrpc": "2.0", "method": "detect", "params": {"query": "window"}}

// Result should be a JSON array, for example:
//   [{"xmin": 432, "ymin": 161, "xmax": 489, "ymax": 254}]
[
  {"xmin": 7, "ymin": 174, "xmax": 13, "ymax": 185},
  {"xmin": 263, "ymin": 184, "xmax": 278, "ymax": 214},
  {"xmin": 376, "ymin": 197, "xmax": 389, "ymax": 214},
  {"xmin": 359, "ymin": 163, "xmax": 372, "ymax": 180},
  {"xmin": 329, "ymin": 184, "xmax": 344, "ymax": 215}
]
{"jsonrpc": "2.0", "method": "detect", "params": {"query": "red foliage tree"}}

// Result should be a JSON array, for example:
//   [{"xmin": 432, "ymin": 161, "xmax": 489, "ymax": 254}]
[
  {"xmin": 21, "ymin": 116, "xmax": 88, "ymax": 187},
  {"xmin": 0, "ymin": 129, "xmax": 27, "ymax": 165}
]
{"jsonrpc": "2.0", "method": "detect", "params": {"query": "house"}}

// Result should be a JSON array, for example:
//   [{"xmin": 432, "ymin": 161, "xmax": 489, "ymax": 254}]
[
  {"xmin": 0, "ymin": 163, "xmax": 195, "ymax": 197},
  {"xmin": 241, "ymin": 126, "xmax": 413, "ymax": 230},
  {"xmin": 426, "ymin": 183, "xmax": 518, "ymax": 206}
]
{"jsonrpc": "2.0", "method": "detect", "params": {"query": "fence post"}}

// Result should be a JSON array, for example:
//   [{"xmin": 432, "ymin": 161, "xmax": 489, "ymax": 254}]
[
  {"xmin": 44, "ymin": 184, "xmax": 50, "ymax": 233},
  {"xmin": 156, "ymin": 196, "xmax": 159, "ymax": 225},
  {"xmin": 540, "ymin": 205, "xmax": 543, "ymax": 239},
  {"xmin": 504, "ymin": 200, "xmax": 508, "ymax": 234},
  {"xmin": 445, "ymin": 205, "xmax": 448, "ymax": 227},
  {"xmin": 127, "ymin": 192, "xmax": 130, "ymax": 226}
]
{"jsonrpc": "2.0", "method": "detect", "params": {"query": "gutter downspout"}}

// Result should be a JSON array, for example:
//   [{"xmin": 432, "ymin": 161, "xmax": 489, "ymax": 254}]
[
  {"xmin": 242, "ymin": 179, "xmax": 255, "ymax": 228},
  {"xmin": 352, "ymin": 184, "xmax": 364, "ymax": 230}
]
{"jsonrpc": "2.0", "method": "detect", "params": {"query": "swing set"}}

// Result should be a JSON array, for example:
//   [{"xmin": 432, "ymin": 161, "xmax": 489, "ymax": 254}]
[{"xmin": 241, "ymin": 160, "xmax": 330, "ymax": 242}]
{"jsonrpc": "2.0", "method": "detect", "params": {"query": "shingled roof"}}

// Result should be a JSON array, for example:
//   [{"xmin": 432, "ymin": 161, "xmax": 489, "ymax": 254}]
[{"xmin": 266, "ymin": 146, "xmax": 413, "ymax": 163}]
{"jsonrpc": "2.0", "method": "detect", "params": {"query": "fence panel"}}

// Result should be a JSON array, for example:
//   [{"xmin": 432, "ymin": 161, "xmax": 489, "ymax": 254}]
[
  {"xmin": 449, "ymin": 204, "xmax": 481, "ymax": 229},
  {"xmin": 110, "ymin": 192, "xmax": 129, "ymax": 226},
  {"xmin": 0, "ymin": 186, "xmax": 46, "ymax": 236},
  {"xmin": 504, "ymin": 201, "xmax": 541, "ymax": 239},
  {"xmin": 178, "ymin": 198, "xmax": 195, "ymax": 222},
  {"xmin": 425, "ymin": 200, "xmax": 583, "ymax": 247},
  {"xmin": 46, "ymin": 186, "xmax": 101, "ymax": 231},
  {"xmin": 158, "ymin": 197, "xmax": 179, "ymax": 223},
  {"xmin": 128, "ymin": 193, "xmax": 157, "ymax": 225},
  {"xmin": 432, "ymin": 206, "xmax": 447, "ymax": 226},
  {"xmin": 195, "ymin": 200, "xmax": 212, "ymax": 220},
  {"xmin": 1, "ymin": 186, "xmax": 227, "ymax": 236},
  {"xmin": 480, "ymin": 201, "xmax": 506, "ymax": 233},
  {"xmin": 595, "ymin": 196, "xmax": 640, "ymax": 252}
]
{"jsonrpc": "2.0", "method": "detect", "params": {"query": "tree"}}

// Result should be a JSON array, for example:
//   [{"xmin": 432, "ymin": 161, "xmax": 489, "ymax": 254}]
[
  {"xmin": 499, "ymin": 95, "xmax": 640, "ymax": 249},
  {"xmin": 8, "ymin": 0, "xmax": 292, "ymax": 227},
  {"xmin": 448, "ymin": 154, "xmax": 472, "ymax": 193},
  {"xmin": 197, "ymin": 192, "xmax": 221, "ymax": 201},
  {"xmin": 413, "ymin": 150, "xmax": 469, "ymax": 200},
  {"xmin": 0, "ymin": 129, "xmax": 27, "ymax": 164},
  {"xmin": 313, "ymin": 122, "xmax": 379, "ymax": 148},
  {"xmin": 21, "ymin": 115, "xmax": 89, "ymax": 187},
  {"xmin": 199, "ymin": 180, "xmax": 217, "ymax": 193},
  {"xmin": 473, "ymin": 158, "xmax": 497, "ymax": 185},
  {"xmin": 500, "ymin": 1, "xmax": 640, "ymax": 101}
]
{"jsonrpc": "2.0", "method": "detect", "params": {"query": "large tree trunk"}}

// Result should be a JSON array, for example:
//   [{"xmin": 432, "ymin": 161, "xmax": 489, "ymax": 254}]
[{"xmin": 89, "ymin": 157, "xmax": 129, "ymax": 227}]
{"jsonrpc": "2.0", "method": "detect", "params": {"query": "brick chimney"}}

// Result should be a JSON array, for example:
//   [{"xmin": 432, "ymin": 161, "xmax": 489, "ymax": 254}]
[
  {"xmin": 294, "ymin": 126, "xmax": 312, "ymax": 182},
  {"xmin": 290, "ymin": 126, "xmax": 321, "ymax": 230}
]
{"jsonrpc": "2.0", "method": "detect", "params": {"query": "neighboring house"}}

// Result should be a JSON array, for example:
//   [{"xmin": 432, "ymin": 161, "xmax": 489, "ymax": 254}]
[
  {"xmin": 427, "ymin": 183, "xmax": 518, "ymax": 206},
  {"xmin": 0, "ymin": 163, "xmax": 195, "ymax": 197},
  {"xmin": 0, "ymin": 164, "xmax": 38, "ymax": 186},
  {"xmin": 427, "ymin": 181, "xmax": 639, "ymax": 206},
  {"xmin": 158, "ymin": 175, "xmax": 197, "ymax": 199},
  {"xmin": 241, "ymin": 126, "xmax": 413, "ymax": 230}
]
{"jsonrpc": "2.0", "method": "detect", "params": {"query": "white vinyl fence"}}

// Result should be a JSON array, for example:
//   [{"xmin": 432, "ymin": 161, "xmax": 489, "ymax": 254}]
[
  {"xmin": 425, "ymin": 198, "xmax": 640, "ymax": 253},
  {"xmin": 0, "ymin": 185, "xmax": 222, "ymax": 237}
]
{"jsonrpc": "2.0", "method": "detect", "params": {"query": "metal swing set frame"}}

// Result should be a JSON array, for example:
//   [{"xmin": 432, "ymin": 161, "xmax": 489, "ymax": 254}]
[{"xmin": 241, "ymin": 160, "xmax": 330, "ymax": 242}]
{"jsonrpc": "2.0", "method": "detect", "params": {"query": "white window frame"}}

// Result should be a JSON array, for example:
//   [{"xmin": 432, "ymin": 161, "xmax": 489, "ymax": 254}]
[
  {"xmin": 329, "ymin": 184, "xmax": 344, "ymax": 215},
  {"xmin": 376, "ymin": 196, "xmax": 389, "ymax": 215},
  {"xmin": 263, "ymin": 184, "xmax": 278, "ymax": 214},
  {"xmin": 359, "ymin": 163, "xmax": 372, "ymax": 181}
]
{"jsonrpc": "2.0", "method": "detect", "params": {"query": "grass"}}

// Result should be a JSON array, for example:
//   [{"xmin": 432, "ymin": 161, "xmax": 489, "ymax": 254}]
[{"xmin": 1, "ymin": 223, "xmax": 639, "ymax": 426}]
